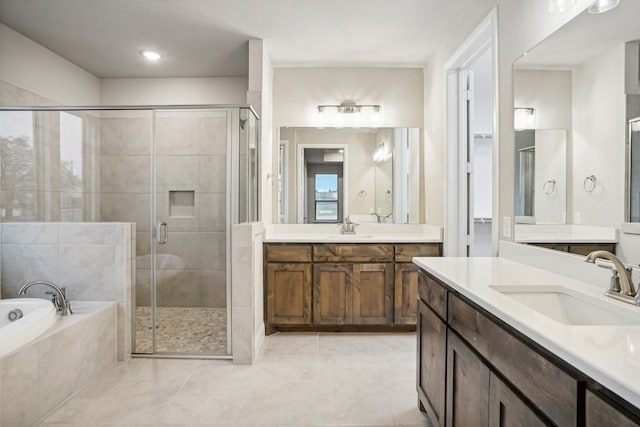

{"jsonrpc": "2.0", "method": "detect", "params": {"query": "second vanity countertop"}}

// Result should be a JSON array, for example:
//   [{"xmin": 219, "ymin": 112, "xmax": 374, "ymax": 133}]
[
  {"xmin": 412, "ymin": 256, "xmax": 640, "ymax": 408},
  {"xmin": 514, "ymin": 224, "xmax": 618, "ymax": 243},
  {"xmin": 263, "ymin": 224, "xmax": 443, "ymax": 243}
]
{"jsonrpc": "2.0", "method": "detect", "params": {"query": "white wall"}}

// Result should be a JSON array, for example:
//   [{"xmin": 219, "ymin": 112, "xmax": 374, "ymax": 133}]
[
  {"xmin": 572, "ymin": 45, "xmax": 626, "ymax": 227},
  {"xmin": 514, "ymin": 70, "xmax": 572, "ymax": 130},
  {"xmin": 470, "ymin": 48, "xmax": 494, "ymax": 135},
  {"xmin": 100, "ymin": 77, "xmax": 247, "ymax": 105},
  {"xmin": 273, "ymin": 67, "xmax": 424, "ymax": 128},
  {"xmin": 0, "ymin": 23, "xmax": 100, "ymax": 105},
  {"xmin": 534, "ymin": 129, "xmax": 567, "ymax": 224},
  {"xmin": 248, "ymin": 40, "xmax": 274, "ymax": 226}
]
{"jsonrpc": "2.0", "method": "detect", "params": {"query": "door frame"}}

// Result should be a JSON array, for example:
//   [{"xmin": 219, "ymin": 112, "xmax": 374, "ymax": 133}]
[
  {"xmin": 444, "ymin": 8, "xmax": 499, "ymax": 257},
  {"xmin": 297, "ymin": 143, "xmax": 348, "ymax": 223}
]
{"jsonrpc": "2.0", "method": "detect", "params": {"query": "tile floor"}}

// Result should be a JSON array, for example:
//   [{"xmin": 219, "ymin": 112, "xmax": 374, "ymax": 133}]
[{"xmin": 38, "ymin": 332, "xmax": 432, "ymax": 427}]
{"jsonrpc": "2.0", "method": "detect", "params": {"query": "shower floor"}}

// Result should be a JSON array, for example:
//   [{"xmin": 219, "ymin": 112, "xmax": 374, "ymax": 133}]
[{"xmin": 134, "ymin": 306, "xmax": 228, "ymax": 354}]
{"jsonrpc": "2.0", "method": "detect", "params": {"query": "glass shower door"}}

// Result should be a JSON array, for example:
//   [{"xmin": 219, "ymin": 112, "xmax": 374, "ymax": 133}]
[{"xmin": 152, "ymin": 109, "xmax": 230, "ymax": 355}]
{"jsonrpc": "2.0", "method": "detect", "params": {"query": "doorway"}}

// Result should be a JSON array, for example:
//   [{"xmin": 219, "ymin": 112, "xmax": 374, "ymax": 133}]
[{"xmin": 444, "ymin": 9, "xmax": 498, "ymax": 257}]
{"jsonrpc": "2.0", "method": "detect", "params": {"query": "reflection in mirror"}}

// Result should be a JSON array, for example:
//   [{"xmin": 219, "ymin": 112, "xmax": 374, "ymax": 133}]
[
  {"xmin": 631, "ymin": 118, "xmax": 640, "ymax": 222},
  {"xmin": 277, "ymin": 127, "xmax": 422, "ymax": 224},
  {"xmin": 513, "ymin": 0, "xmax": 640, "ymax": 243},
  {"xmin": 514, "ymin": 129, "xmax": 567, "ymax": 224}
]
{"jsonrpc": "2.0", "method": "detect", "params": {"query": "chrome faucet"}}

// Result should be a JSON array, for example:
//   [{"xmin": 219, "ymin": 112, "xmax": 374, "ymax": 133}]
[
  {"xmin": 585, "ymin": 251, "xmax": 638, "ymax": 305},
  {"xmin": 341, "ymin": 216, "xmax": 357, "ymax": 234},
  {"xmin": 18, "ymin": 281, "xmax": 73, "ymax": 315},
  {"xmin": 371, "ymin": 212, "xmax": 392, "ymax": 224}
]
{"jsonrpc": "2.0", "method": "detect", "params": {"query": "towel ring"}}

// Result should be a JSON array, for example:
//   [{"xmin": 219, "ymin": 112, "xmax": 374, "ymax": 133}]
[
  {"xmin": 583, "ymin": 175, "xmax": 597, "ymax": 193},
  {"xmin": 358, "ymin": 190, "xmax": 367, "ymax": 197},
  {"xmin": 542, "ymin": 179, "xmax": 556, "ymax": 195}
]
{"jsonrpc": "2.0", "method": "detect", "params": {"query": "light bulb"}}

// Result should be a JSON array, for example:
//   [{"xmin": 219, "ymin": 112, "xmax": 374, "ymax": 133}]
[{"xmin": 588, "ymin": 0, "xmax": 620, "ymax": 14}]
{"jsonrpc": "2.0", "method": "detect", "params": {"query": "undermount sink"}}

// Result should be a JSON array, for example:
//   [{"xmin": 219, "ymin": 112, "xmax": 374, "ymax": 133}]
[
  {"xmin": 490, "ymin": 285, "xmax": 640, "ymax": 326},
  {"xmin": 325, "ymin": 234, "xmax": 375, "ymax": 239}
]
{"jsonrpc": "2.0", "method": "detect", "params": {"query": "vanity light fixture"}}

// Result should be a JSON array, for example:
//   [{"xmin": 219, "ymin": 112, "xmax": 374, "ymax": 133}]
[
  {"xmin": 140, "ymin": 50, "xmax": 162, "ymax": 61},
  {"xmin": 588, "ymin": 0, "xmax": 620, "ymax": 13},
  {"xmin": 317, "ymin": 101, "xmax": 382, "ymax": 128},
  {"xmin": 514, "ymin": 107, "xmax": 536, "ymax": 130},
  {"xmin": 548, "ymin": 0, "xmax": 577, "ymax": 13},
  {"xmin": 372, "ymin": 143, "xmax": 392, "ymax": 163}
]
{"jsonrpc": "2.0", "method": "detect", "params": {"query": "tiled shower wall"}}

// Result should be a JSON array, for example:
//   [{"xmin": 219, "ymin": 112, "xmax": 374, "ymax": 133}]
[
  {"xmin": 100, "ymin": 113, "xmax": 229, "ymax": 308},
  {"xmin": 1, "ymin": 82, "xmax": 230, "ymax": 310}
]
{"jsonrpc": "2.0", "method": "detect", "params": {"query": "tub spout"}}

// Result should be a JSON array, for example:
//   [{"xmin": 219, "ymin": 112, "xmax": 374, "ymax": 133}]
[{"xmin": 18, "ymin": 281, "xmax": 72, "ymax": 316}]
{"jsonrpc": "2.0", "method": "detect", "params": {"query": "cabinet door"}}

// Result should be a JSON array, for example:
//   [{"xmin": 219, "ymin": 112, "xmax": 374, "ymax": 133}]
[
  {"xmin": 586, "ymin": 390, "xmax": 640, "ymax": 427},
  {"xmin": 313, "ymin": 263, "xmax": 353, "ymax": 324},
  {"xmin": 417, "ymin": 300, "xmax": 447, "ymax": 427},
  {"xmin": 395, "ymin": 263, "xmax": 419, "ymax": 324},
  {"xmin": 266, "ymin": 263, "xmax": 312, "ymax": 324},
  {"xmin": 446, "ymin": 331, "xmax": 490, "ymax": 427},
  {"xmin": 489, "ymin": 374, "xmax": 546, "ymax": 427},
  {"xmin": 353, "ymin": 263, "xmax": 393, "ymax": 325}
]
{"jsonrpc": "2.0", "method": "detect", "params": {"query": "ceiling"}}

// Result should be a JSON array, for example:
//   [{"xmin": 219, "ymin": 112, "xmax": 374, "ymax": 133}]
[
  {"xmin": 0, "ymin": 0, "xmax": 497, "ymax": 78},
  {"xmin": 516, "ymin": 0, "xmax": 640, "ymax": 69}
]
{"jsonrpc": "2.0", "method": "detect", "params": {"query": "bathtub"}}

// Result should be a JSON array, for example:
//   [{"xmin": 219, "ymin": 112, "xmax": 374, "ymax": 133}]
[{"xmin": 0, "ymin": 297, "xmax": 56, "ymax": 357}]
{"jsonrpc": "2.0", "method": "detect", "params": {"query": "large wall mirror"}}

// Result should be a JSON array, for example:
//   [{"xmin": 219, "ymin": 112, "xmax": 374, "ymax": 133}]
[
  {"xmin": 277, "ymin": 127, "xmax": 422, "ymax": 224},
  {"xmin": 513, "ymin": 0, "xmax": 640, "ymax": 238}
]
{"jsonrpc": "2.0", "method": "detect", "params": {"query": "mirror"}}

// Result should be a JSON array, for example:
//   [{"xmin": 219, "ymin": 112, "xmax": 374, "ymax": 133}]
[
  {"xmin": 277, "ymin": 127, "xmax": 422, "ymax": 224},
  {"xmin": 514, "ymin": 129, "xmax": 567, "ymax": 224},
  {"xmin": 512, "ymin": 0, "xmax": 640, "ymax": 236}
]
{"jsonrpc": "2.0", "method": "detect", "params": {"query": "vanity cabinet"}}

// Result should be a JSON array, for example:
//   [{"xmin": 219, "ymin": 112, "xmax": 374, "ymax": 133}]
[
  {"xmin": 586, "ymin": 390, "xmax": 640, "ymax": 427},
  {"xmin": 265, "ymin": 244, "xmax": 312, "ymax": 326},
  {"xmin": 314, "ymin": 262, "xmax": 394, "ymax": 325},
  {"xmin": 264, "ymin": 242, "xmax": 441, "ymax": 332},
  {"xmin": 418, "ymin": 270, "xmax": 579, "ymax": 427},
  {"xmin": 395, "ymin": 244, "xmax": 441, "ymax": 325},
  {"xmin": 416, "ymin": 273, "xmax": 447, "ymax": 426}
]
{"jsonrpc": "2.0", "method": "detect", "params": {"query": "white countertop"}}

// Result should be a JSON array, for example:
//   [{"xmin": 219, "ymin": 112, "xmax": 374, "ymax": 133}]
[
  {"xmin": 412, "ymin": 256, "xmax": 640, "ymax": 408},
  {"xmin": 514, "ymin": 224, "xmax": 618, "ymax": 243},
  {"xmin": 263, "ymin": 224, "xmax": 443, "ymax": 243}
]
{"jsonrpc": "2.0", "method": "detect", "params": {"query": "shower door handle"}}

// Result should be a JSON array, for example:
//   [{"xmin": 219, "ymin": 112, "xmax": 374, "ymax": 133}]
[{"xmin": 157, "ymin": 222, "xmax": 168, "ymax": 244}]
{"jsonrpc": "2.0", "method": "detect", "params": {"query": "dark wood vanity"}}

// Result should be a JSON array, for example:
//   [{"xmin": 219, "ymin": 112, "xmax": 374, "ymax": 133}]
[
  {"xmin": 417, "ymin": 269, "xmax": 640, "ymax": 427},
  {"xmin": 263, "ymin": 242, "xmax": 441, "ymax": 334}
]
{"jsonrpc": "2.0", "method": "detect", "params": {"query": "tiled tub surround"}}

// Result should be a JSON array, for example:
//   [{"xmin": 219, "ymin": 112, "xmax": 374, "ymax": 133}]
[
  {"xmin": 263, "ymin": 223, "xmax": 443, "ymax": 243},
  {"xmin": 0, "ymin": 301, "xmax": 117, "ymax": 427},
  {"xmin": 0, "ymin": 222, "xmax": 135, "ymax": 360}
]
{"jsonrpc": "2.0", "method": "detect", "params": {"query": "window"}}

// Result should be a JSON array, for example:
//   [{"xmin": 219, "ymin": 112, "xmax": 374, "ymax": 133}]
[{"xmin": 315, "ymin": 173, "xmax": 338, "ymax": 221}]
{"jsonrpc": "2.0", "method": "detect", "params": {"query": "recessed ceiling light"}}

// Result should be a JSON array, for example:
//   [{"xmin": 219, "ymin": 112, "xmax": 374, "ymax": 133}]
[
  {"xmin": 588, "ymin": 0, "xmax": 620, "ymax": 14},
  {"xmin": 140, "ymin": 50, "xmax": 162, "ymax": 61}
]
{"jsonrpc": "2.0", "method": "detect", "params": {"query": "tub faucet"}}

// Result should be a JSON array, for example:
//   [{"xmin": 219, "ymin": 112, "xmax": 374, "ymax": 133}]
[
  {"xmin": 585, "ymin": 251, "xmax": 638, "ymax": 305},
  {"xmin": 18, "ymin": 281, "xmax": 73, "ymax": 315}
]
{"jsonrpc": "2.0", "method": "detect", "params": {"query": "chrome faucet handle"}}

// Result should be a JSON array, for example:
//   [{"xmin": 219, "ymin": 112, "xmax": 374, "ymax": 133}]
[{"xmin": 44, "ymin": 291, "xmax": 61, "ymax": 309}]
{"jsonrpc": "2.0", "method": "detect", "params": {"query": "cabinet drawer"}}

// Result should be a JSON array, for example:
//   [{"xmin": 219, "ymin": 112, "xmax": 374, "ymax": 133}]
[
  {"xmin": 395, "ymin": 244, "xmax": 441, "ymax": 262},
  {"xmin": 313, "ymin": 244, "xmax": 393, "ymax": 262},
  {"xmin": 265, "ymin": 244, "xmax": 312, "ymax": 262},
  {"xmin": 448, "ymin": 293, "xmax": 578, "ymax": 427},
  {"xmin": 418, "ymin": 272, "xmax": 447, "ymax": 319},
  {"xmin": 586, "ymin": 390, "xmax": 640, "ymax": 427}
]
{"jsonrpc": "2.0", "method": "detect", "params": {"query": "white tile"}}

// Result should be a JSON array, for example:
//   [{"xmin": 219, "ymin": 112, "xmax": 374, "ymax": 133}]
[
  {"xmin": 319, "ymin": 332, "xmax": 372, "ymax": 353},
  {"xmin": 59, "ymin": 223, "xmax": 125, "ymax": 245},
  {"xmin": 100, "ymin": 119, "xmax": 126, "ymax": 156},
  {"xmin": 100, "ymin": 156, "xmax": 126, "ymax": 193},
  {"xmin": 126, "ymin": 156, "xmax": 152, "ymax": 194},
  {"xmin": 126, "ymin": 118, "xmax": 152, "ymax": 156},
  {"xmin": 58, "ymin": 245, "xmax": 116, "ymax": 300},
  {"xmin": 0, "ymin": 244, "xmax": 59, "ymax": 297},
  {"xmin": 1, "ymin": 222, "xmax": 59, "ymax": 244}
]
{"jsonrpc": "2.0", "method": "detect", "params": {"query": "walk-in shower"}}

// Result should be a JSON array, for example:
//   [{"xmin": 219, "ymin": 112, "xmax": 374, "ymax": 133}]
[{"xmin": 0, "ymin": 105, "xmax": 259, "ymax": 357}]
